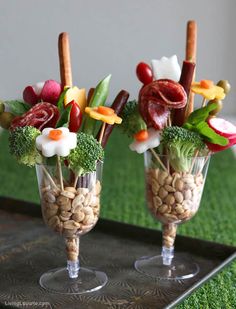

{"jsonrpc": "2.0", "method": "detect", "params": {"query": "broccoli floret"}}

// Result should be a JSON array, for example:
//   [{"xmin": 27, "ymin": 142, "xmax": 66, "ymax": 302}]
[
  {"xmin": 161, "ymin": 126, "xmax": 205, "ymax": 172},
  {"xmin": 9, "ymin": 126, "xmax": 42, "ymax": 166},
  {"xmin": 119, "ymin": 100, "xmax": 146, "ymax": 137},
  {"xmin": 68, "ymin": 132, "xmax": 104, "ymax": 176}
]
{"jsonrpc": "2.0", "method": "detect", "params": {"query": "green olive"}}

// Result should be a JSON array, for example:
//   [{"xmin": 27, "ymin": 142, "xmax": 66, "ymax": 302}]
[
  {"xmin": 0, "ymin": 112, "xmax": 15, "ymax": 129},
  {"xmin": 0, "ymin": 102, "xmax": 5, "ymax": 114},
  {"xmin": 207, "ymin": 99, "xmax": 223, "ymax": 116},
  {"xmin": 217, "ymin": 80, "xmax": 231, "ymax": 94}
]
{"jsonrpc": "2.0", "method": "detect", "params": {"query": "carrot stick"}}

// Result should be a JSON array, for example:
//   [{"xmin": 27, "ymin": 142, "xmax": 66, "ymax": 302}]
[{"xmin": 58, "ymin": 32, "xmax": 73, "ymax": 88}]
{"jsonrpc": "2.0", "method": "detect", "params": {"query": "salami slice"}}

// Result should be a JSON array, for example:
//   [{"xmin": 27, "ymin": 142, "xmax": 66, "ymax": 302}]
[
  {"xmin": 139, "ymin": 79, "xmax": 187, "ymax": 129},
  {"xmin": 147, "ymin": 102, "xmax": 170, "ymax": 130},
  {"xmin": 10, "ymin": 102, "xmax": 59, "ymax": 131}
]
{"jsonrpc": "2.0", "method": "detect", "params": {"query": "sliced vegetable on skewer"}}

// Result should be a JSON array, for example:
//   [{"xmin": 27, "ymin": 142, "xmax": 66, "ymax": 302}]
[
  {"xmin": 191, "ymin": 80, "xmax": 225, "ymax": 101},
  {"xmin": 151, "ymin": 55, "xmax": 181, "ymax": 81},
  {"xmin": 83, "ymin": 74, "xmax": 112, "ymax": 135},
  {"xmin": 129, "ymin": 128, "xmax": 160, "ymax": 154},
  {"xmin": 96, "ymin": 90, "xmax": 129, "ymax": 148},
  {"xmin": 36, "ymin": 127, "xmax": 77, "ymax": 157}
]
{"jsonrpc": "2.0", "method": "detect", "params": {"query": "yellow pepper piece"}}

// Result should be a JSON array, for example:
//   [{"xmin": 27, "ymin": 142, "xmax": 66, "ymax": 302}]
[
  {"xmin": 191, "ymin": 82, "xmax": 225, "ymax": 100},
  {"xmin": 85, "ymin": 107, "xmax": 122, "ymax": 125},
  {"xmin": 64, "ymin": 86, "xmax": 87, "ymax": 112}
]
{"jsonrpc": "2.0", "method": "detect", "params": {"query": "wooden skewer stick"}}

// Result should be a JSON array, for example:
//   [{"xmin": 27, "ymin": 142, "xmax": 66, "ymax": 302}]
[
  {"xmin": 58, "ymin": 32, "xmax": 73, "ymax": 88},
  {"xmin": 42, "ymin": 165, "xmax": 59, "ymax": 190},
  {"xmin": 150, "ymin": 148, "xmax": 168, "ymax": 173},
  {"xmin": 73, "ymin": 174, "xmax": 79, "ymax": 188},
  {"xmin": 201, "ymin": 97, "xmax": 207, "ymax": 107},
  {"xmin": 57, "ymin": 155, "xmax": 64, "ymax": 191},
  {"xmin": 98, "ymin": 122, "xmax": 106, "ymax": 144},
  {"xmin": 185, "ymin": 20, "xmax": 197, "ymax": 120}
]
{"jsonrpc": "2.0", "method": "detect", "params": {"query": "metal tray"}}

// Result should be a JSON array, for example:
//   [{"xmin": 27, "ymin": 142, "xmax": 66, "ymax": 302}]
[{"xmin": 0, "ymin": 197, "xmax": 235, "ymax": 309}]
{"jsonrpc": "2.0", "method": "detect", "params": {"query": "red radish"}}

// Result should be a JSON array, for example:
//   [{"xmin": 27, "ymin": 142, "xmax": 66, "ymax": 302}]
[
  {"xmin": 207, "ymin": 135, "xmax": 236, "ymax": 152},
  {"xmin": 208, "ymin": 117, "xmax": 236, "ymax": 138},
  {"xmin": 33, "ymin": 82, "xmax": 45, "ymax": 96},
  {"xmin": 41, "ymin": 80, "xmax": 62, "ymax": 105},
  {"xmin": 23, "ymin": 86, "xmax": 38, "ymax": 105}
]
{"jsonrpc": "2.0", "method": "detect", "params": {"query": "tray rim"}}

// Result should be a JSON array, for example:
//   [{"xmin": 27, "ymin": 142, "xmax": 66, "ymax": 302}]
[
  {"xmin": 1, "ymin": 195, "xmax": 235, "ymax": 254},
  {"xmin": 0, "ymin": 195, "xmax": 236, "ymax": 309}
]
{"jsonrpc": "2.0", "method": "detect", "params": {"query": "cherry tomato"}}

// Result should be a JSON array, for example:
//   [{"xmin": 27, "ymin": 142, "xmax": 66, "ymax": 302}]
[
  {"xmin": 67, "ymin": 100, "xmax": 82, "ymax": 132},
  {"xmin": 136, "ymin": 62, "xmax": 153, "ymax": 85}
]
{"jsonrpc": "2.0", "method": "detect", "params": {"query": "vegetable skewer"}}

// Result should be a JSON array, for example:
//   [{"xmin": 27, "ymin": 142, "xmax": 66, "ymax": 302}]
[{"xmin": 96, "ymin": 90, "xmax": 129, "ymax": 147}]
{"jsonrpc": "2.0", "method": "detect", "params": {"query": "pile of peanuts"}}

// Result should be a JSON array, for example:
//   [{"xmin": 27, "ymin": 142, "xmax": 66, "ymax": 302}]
[
  {"xmin": 146, "ymin": 168, "xmax": 204, "ymax": 225},
  {"xmin": 40, "ymin": 180, "xmax": 101, "ymax": 238},
  {"xmin": 162, "ymin": 223, "xmax": 177, "ymax": 248}
]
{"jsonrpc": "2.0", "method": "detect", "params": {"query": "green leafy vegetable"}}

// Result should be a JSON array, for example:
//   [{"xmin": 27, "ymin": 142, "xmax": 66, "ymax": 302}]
[
  {"xmin": 162, "ymin": 126, "xmax": 205, "ymax": 172},
  {"xmin": 67, "ymin": 132, "xmax": 104, "ymax": 176},
  {"xmin": 183, "ymin": 104, "xmax": 228, "ymax": 146},
  {"xmin": 9, "ymin": 126, "xmax": 42, "ymax": 166},
  {"xmin": 184, "ymin": 103, "xmax": 217, "ymax": 125},
  {"xmin": 4, "ymin": 100, "xmax": 30, "ymax": 116},
  {"xmin": 194, "ymin": 122, "xmax": 228, "ymax": 146},
  {"xmin": 57, "ymin": 87, "xmax": 69, "ymax": 114},
  {"xmin": 56, "ymin": 104, "xmax": 72, "ymax": 128},
  {"xmin": 119, "ymin": 100, "xmax": 146, "ymax": 137}
]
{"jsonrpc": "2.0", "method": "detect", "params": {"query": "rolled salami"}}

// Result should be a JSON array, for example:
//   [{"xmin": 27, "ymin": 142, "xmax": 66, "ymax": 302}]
[
  {"xmin": 138, "ymin": 79, "xmax": 187, "ymax": 129},
  {"xmin": 10, "ymin": 102, "xmax": 60, "ymax": 131}
]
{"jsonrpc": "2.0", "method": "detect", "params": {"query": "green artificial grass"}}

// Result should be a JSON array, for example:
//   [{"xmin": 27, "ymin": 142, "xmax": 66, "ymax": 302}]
[{"xmin": 1, "ymin": 129, "xmax": 236, "ymax": 308}]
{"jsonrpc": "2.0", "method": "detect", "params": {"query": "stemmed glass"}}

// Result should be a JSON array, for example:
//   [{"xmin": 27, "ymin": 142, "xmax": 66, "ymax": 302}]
[
  {"xmin": 35, "ymin": 161, "xmax": 107, "ymax": 294},
  {"xmin": 135, "ymin": 150, "xmax": 210, "ymax": 280}
]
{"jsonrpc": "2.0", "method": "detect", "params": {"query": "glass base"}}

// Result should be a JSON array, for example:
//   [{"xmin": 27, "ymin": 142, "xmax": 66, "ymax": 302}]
[
  {"xmin": 135, "ymin": 254, "xmax": 199, "ymax": 280},
  {"xmin": 39, "ymin": 267, "xmax": 108, "ymax": 294}
]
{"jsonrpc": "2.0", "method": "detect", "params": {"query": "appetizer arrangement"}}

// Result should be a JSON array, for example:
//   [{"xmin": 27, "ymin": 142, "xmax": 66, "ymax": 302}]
[
  {"xmin": 120, "ymin": 21, "xmax": 236, "ymax": 279},
  {"xmin": 0, "ymin": 42, "xmax": 128, "ymax": 240},
  {"xmin": 0, "ymin": 32, "xmax": 129, "ymax": 293}
]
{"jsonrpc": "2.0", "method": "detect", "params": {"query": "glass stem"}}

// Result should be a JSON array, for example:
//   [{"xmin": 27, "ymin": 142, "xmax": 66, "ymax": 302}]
[
  {"xmin": 162, "ymin": 223, "xmax": 177, "ymax": 266},
  {"xmin": 65, "ymin": 237, "xmax": 80, "ymax": 279}
]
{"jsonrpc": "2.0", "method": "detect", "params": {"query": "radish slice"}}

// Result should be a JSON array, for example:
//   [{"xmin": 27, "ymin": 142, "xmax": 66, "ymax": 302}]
[
  {"xmin": 23, "ymin": 86, "xmax": 38, "ymax": 105},
  {"xmin": 207, "ymin": 135, "xmax": 236, "ymax": 152},
  {"xmin": 208, "ymin": 117, "xmax": 236, "ymax": 138}
]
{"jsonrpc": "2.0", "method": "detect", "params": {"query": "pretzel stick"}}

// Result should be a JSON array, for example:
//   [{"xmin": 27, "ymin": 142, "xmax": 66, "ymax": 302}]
[
  {"xmin": 58, "ymin": 32, "xmax": 73, "ymax": 188},
  {"xmin": 185, "ymin": 20, "xmax": 197, "ymax": 120},
  {"xmin": 58, "ymin": 32, "xmax": 73, "ymax": 88}
]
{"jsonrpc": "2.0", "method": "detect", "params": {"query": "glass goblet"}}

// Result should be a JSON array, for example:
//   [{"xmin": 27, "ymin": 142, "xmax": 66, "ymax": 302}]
[
  {"xmin": 135, "ymin": 150, "xmax": 210, "ymax": 280},
  {"xmin": 36, "ymin": 161, "xmax": 107, "ymax": 294}
]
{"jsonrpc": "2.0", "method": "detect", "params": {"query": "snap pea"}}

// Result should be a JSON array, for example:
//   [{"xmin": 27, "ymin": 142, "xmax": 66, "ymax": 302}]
[{"xmin": 83, "ymin": 74, "xmax": 111, "ymax": 135}]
